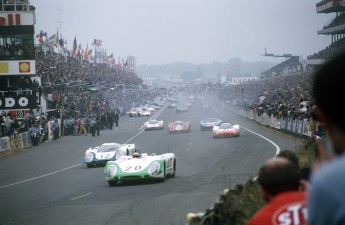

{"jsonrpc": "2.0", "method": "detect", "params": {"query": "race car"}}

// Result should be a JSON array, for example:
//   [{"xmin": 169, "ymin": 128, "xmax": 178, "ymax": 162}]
[
  {"xmin": 144, "ymin": 119, "xmax": 164, "ymax": 130},
  {"xmin": 176, "ymin": 104, "xmax": 189, "ymax": 113},
  {"xmin": 84, "ymin": 143, "xmax": 136, "ymax": 168},
  {"xmin": 138, "ymin": 109, "xmax": 151, "ymax": 116},
  {"xmin": 212, "ymin": 123, "xmax": 240, "ymax": 138},
  {"xmin": 126, "ymin": 108, "xmax": 151, "ymax": 117},
  {"xmin": 104, "ymin": 152, "xmax": 176, "ymax": 186},
  {"xmin": 168, "ymin": 120, "xmax": 192, "ymax": 133},
  {"xmin": 168, "ymin": 103, "xmax": 176, "ymax": 108},
  {"xmin": 200, "ymin": 118, "xmax": 222, "ymax": 131}
]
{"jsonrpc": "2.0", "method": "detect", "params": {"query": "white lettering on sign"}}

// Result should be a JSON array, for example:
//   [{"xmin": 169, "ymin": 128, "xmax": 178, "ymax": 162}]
[
  {"xmin": 0, "ymin": 97, "xmax": 29, "ymax": 108},
  {"xmin": 231, "ymin": 77, "xmax": 258, "ymax": 85},
  {"xmin": 275, "ymin": 203, "xmax": 307, "ymax": 225},
  {"xmin": 18, "ymin": 97, "xmax": 28, "ymax": 107},
  {"xmin": 5, "ymin": 97, "xmax": 15, "ymax": 107}
]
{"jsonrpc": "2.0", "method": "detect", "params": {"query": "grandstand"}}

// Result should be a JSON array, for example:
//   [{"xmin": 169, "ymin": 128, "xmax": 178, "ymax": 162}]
[
  {"xmin": 260, "ymin": 56, "xmax": 303, "ymax": 78},
  {"xmin": 261, "ymin": 1, "xmax": 345, "ymax": 78},
  {"xmin": 308, "ymin": 0, "xmax": 345, "ymax": 60}
]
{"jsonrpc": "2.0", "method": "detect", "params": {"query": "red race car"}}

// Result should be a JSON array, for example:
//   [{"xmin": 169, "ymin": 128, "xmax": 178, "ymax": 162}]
[{"xmin": 168, "ymin": 120, "xmax": 192, "ymax": 134}]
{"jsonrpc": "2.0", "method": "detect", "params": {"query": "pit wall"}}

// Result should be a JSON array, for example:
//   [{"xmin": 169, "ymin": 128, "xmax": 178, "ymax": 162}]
[{"xmin": 0, "ymin": 119, "xmax": 61, "ymax": 152}]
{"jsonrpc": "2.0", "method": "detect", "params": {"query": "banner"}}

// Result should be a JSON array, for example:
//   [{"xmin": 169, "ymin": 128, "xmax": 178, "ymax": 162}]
[
  {"xmin": 0, "ymin": 95, "xmax": 37, "ymax": 110},
  {"xmin": 231, "ymin": 77, "xmax": 258, "ymax": 85}
]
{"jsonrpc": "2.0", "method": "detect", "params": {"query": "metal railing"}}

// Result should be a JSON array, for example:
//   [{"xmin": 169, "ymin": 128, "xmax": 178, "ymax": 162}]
[
  {"xmin": 0, "ymin": 0, "xmax": 33, "ymax": 12},
  {"xmin": 0, "ymin": 89, "xmax": 33, "ymax": 96}
]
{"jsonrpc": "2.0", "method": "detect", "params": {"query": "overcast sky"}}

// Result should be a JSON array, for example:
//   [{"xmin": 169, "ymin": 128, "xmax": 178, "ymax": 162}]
[{"xmin": 31, "ymin": 0, "xmax": 332, "ymax": 65}]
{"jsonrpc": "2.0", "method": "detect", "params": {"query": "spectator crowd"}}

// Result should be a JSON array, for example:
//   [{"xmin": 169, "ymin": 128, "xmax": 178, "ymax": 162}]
[{"xmin": 1, "ymin": 47, "xmax": 162, "ymax": 137}]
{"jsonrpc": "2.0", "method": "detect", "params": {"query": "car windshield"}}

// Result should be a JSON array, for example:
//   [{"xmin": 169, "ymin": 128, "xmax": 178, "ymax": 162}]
[
  {"xmin": 98, "ymin": 144, "xmax": 121, "ymax": 152},
  {"xmin": 220, "ymin": 123, "xmax": 232, "ymax": 129},
  {"xmin": 149, "ymin": 120, "xmax": 158, "ymax": 124},
  {"xmin": 175, "ymin": 121, "xmax": 183, "ymax": 125}
]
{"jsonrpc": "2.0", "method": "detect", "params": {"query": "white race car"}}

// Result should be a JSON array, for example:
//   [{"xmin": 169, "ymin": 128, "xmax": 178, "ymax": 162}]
[
  {"xmin": 126, "ymin": 108, "xmax": 151, "ymax": 117},
  {"xmin": 84, "ymin": 143, "xmax": 136, "ymax": 168},
  {"xmin": 104, "ymin": 152, "xmax": 176, "ymax": 186},
  {"xmin": 138, "ymin": 109, "xmax": 151, "ymax": 116},
  {"xmin": 144, "ymin": 119, "xmax": 164, "ymax": 130},
  {"xmin": 212, "ymin": 123, "xmax": 240, "ymax": 138}
]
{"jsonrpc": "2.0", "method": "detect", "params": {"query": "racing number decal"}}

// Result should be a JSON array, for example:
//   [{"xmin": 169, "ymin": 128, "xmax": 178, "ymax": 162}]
[
  {"xmin": 125, "ymin": 165, "xmax": 142, "ymax": 171},
  {"xmin": 100, "ymin": 154, "xmax": 111, "ymax": 159}
]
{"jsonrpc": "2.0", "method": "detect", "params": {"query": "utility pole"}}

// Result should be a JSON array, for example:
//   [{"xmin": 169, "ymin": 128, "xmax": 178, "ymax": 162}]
[{"xmin": 57, "ymin": 8, "xmax": 63, "ymax": 54}]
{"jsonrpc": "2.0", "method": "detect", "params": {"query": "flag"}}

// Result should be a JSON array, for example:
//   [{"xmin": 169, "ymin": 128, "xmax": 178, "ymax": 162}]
[
  {"xmin": 36, "ymin": 30, "xmax": 43, "ymax": 39},
  {"xmin": 71, "ymin": 36, "xmax": 77, "ymax": 57},
  {"xmin": 47, "ymin": 29, "xmax": 59, "ymax": 47},
  {"xmin": 83, "ymin": 44, "xmax": 89, "ymax": 60},
  {"xmin": 36, "ymin": 30, "xmax": 47, "ymax": 44},
  {"xmin": 77, "ymin": 44, "xmax": 83, "ymax": 56},
  {"xmin": 53, "ymin": 30, "xmax": 59, "ymax": 47},
  {"xmin": 47, "ymin": 32, "xmax": 58, "ymax": 45},
  {"xmin": 92, "ymin": 38, "xmax": 102, "ymax": 47},
  {"xmin": 59, "ymin": 38, "xmax": 64, "ymax": 47}
]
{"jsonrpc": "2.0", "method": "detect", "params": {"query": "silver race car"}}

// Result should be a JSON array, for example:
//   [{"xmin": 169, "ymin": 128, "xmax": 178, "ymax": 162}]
[{"xmin": 200, "ymin": 118, "xmax": 222, "ymax": 131}]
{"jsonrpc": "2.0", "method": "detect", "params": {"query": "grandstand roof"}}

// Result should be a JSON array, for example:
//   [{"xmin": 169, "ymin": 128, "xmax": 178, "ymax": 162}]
[
  {"xmin": 316, "ymin": 0, "xmax": 345, "ymax": 13},
  {"xmin": 318, "ymin": 24, "xmax": 345, "ymax": 34}
]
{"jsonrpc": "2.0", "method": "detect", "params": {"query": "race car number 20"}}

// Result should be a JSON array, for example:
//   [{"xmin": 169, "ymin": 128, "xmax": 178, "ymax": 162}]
[{"xmin": 125, "ymin": 166, "xmax": 142, "ymax": 171}]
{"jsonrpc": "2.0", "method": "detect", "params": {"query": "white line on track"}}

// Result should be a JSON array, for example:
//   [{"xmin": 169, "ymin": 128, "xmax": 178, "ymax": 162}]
[
  {"xmin": 124, "ymin": 130, "xmax": 144, "ymax": 144},
  {"xmin": 0, "ymin": 105, "xmax": 169, "ymax": 189},
  {"xmin": 70, "ymin": 192, "xmax": 93, "ymax": 201},
  {"xmin": 0, "ymin": 164, "xmax": 80, "ymax": 189},
  {"xmin": 212, "ymin": 108, "xmax": 280, "ymax": 180}
]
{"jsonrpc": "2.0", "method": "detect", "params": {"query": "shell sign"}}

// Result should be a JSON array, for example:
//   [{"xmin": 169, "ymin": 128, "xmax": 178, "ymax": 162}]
[
  {"xmin": 19, "ymin": 62, "xmax": 30, "ymax": 73},
  {"xmin": 0, "ymin": 62, "xmax": 9, "ymax": 73}
]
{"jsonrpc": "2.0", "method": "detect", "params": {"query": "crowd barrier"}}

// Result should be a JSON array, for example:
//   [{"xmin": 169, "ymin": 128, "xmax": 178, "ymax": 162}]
[
  {"xmin": 0, "ymin": 131, "xmax": 32, "ymax": 152},
  {"xmin": 0, "ymin": 118, "xmax": 61, "ymax": 153},
  {"xmin": 227, "ymin": 104, "xmax": 313, "ymax": 137}
]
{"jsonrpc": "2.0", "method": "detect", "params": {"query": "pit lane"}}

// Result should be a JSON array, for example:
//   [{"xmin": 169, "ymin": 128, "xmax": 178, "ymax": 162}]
[{"xmin": 0, "ymin": 97, "xmax": 303, "ymax": 225}]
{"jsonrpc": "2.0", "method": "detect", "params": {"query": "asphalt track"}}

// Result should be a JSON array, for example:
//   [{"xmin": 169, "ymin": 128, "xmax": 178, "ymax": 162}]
[{"xmin": 0, "ymin": 96, "xmax": 303, "ymax": 225}]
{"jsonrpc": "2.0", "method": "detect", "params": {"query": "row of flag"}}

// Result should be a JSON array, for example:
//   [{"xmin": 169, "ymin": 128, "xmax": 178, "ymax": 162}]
[{"xmin": 36, "ymin": 30, "xmax": 136, "ymax": 69}]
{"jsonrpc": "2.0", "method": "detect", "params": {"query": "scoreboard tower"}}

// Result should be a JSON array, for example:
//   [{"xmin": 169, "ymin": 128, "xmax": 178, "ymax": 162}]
[{"xmin": 0, "ymin": 0, "xmax": 38, "ymax": 119}]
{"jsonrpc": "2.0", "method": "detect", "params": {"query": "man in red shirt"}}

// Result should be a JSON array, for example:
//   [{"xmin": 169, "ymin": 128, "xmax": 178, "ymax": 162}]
[{"xmin": 247, "ymin": 157, "xmax": 307, "ymax": 225}]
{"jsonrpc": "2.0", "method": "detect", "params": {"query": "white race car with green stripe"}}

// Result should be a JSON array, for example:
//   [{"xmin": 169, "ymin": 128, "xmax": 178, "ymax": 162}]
[{"xmin": 104, "ymin": 152, "xmax": 176, "ymax": 186}]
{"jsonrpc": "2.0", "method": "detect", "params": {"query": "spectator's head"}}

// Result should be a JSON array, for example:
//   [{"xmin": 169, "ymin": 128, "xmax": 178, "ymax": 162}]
[
  {"xmin": 258, "ymin": 157, "xmax": 301, "ymax": 201},
  {"xmin": 277, "ymin": 149, "xmax": 299, "ymax": 168},
  {"xmin": 312, "ymin": 51, "xmax": 345, "ymax": 154}
]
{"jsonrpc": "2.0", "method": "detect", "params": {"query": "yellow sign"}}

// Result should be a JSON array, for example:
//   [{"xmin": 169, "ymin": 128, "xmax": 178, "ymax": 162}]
[{"xmin": 0, "ymin": 62, "xmax": 9, "ymax": 73}]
